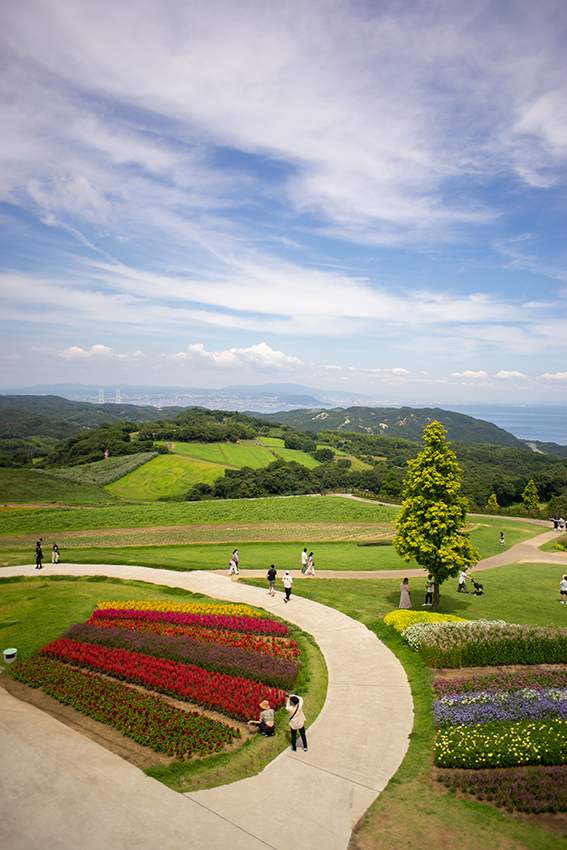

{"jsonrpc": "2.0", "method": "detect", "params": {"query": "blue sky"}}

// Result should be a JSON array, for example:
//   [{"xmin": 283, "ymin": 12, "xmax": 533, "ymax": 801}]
[{"xmin": 1, "ymin": 0, "xmax": 566, "ymax": 404}]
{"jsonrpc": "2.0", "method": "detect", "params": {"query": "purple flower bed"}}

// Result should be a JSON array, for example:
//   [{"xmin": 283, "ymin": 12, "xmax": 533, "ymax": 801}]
[
  {"xmin": 437, "ymin": 765, "xmax": 567, "ymax": 813},
  {"xmin": 92, "ymin": 607, "xmax": 290, "ymax": 636},
  {"xmin": 433, "ymin": 669, "xmax": 567, "ymax": 698},
  {"xmin": 63, "ymin": 621, "xmax": 300, "ymax": 691},
  {"xmin": 433, "ymin": 688, "xmax": 567, "ymax": 726}
]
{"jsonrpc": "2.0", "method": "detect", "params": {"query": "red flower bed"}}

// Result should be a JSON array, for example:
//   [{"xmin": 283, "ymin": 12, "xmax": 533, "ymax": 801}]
[
  {"xmin": 12, "ymin": 656, "xmax": 240, "ymax": 758},
  {"xmin": 40, "ymin": 638, "xmax": 286, "ymax": 720}
]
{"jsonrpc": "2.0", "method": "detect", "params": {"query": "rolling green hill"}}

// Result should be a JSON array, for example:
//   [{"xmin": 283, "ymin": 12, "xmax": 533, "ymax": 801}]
[{"xmin": 260, "ymin": 406, "xmax": 529, "ymax": 448}]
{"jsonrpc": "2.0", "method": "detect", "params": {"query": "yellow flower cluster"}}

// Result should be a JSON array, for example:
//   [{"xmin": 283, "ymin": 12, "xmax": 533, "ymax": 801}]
[
  {"xmin": 434, "ymin": 719, "xmax": 567, "ymax": 769},
  {"xmin": 383, "ymin": 609, "xmax": 467, "ymax": 633},
  {"xmin": 96, "ymin": 599, "xmax": 263, "ymax": 618}
]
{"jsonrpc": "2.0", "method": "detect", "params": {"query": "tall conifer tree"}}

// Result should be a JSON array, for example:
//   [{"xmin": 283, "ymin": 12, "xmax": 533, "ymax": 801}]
[{"xmin": 394, "ymin": 421, "xmax": 479, "ymax": 607}]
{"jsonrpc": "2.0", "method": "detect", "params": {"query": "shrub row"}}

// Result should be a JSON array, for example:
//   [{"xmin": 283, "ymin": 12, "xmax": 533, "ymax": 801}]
[
  {"xmin": 402, "ymin": 619, "xmax": 567, "ymax": 668},
  {"xmin": 383, "ymin": 609, "xmax": 466, "ymax": 633}
]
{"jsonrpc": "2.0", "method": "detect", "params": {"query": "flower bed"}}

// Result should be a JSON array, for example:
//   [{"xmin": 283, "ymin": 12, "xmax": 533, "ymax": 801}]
[
  {"xmin": 433, "ymin": 688, "xmax": 567, "ymax": 726},
  {"xmin": 402, "ymin": 619, "xmax": 567, "ymax": 668},
  {"xmin": 40, "ymin": 637, "xmax": 286, "ymax": 720},
  {"xmin": 11, "ymin": 656, "xmax": 240, "ymax": 758},
  {"xmin": 384, "ymin": 610, "xmax": 466, "ymax": 633},
  {"xmin": 433, "ymin": 668, "xmax": 567, "ymax": 812},
  {"xmin": 92, "ymin": 617, "xmax": 300, "ymax": 660},
  {"xmin": 59, "ymin": 622, "xmax": 300, "ymax": 690},
  {"xmin": 97, "ymin": 600, "xmax": 264, "ymax": 618},
  {"xmin": 433, "ymin": 669, "xmax": 567, "ymax": 698},
  {"xmin": 92, "ymin": 607, "xmax": 290, "ymax": 637},
  {"xmin": 434, "ymin": 718, "xmax": 567, "ymax": 769},
  {"xmin": 437, "ymin": 765, "xmax": 567, "ymax": 814}
]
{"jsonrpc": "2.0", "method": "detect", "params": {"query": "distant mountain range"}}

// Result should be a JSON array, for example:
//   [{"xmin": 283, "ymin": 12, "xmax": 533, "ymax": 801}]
[{"xmin": 1, "ymin": 392, "xmax": 566, "ymax": 457}]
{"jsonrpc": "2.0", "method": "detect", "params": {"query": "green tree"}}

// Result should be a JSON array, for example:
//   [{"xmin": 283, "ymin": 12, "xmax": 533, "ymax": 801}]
[
  {"xmin": 485, "ymin": 492, "xmax": 500, "ymax": 512},
  {"xmin": 394, "ymin": 421, "xmax": 479, "ymax": 608},
  {"xmin": 522, "ymin": 478, "xmax": 539, "ymax": 512}
]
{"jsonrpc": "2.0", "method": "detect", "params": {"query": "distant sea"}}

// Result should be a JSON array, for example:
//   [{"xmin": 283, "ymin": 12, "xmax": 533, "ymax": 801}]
[{"xmin": 437, "ymin": 404, "xmax": 567, "ymax": 445}]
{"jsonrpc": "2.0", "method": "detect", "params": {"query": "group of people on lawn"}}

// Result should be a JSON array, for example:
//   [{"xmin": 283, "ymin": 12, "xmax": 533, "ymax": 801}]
[{"xmin": 228, "ymin": 546, "xmax": 316, "ymax": 602}]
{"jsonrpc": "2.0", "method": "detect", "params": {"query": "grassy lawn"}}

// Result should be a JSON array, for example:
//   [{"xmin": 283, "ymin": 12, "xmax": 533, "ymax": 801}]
[
  {"xmin": 0, "ymin": 495, "xmax": 397, "ymax": 536},
  {"xmin": 0, "ymin": 468, "xmax": 117, "ymax": 505},
  {"xmin": 0, "ymin": 575, "xmax": 327, "ymax": 793},
  {"xmin": 105, "ymin": 454, "xmax": 227, "ymax": 499},
  {"xmin": 162, "ymin": 440, "xmax": 276, "ymax": 468}
]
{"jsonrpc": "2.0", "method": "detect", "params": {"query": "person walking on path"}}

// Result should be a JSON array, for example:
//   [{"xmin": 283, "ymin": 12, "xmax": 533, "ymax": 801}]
[
  {"xmin": 229, "ymin": 555, "xmax": 239, "ymax": 576},
  {"xmin": 232, "ymin": 550, "xmax": 239, "ymax": 570},
  {"xmin": 399, "ymin": 577, "xmax": 411, "ymax": 609},
  {"xmin": 286, "ymin": 693, "xmax": 307, "ymax": 751},
  {"xmin": 300, "ymin": 547, "xmax": 308, "ymax": 574},
  {"xmin": 35, "ymin": 538, "xmax": 43, "ymax": 570},
  {"xmin": 248, "ymin": 699, "xmax": 275, "ymax": 736},
  {"xmin": 52, "ymin": 542, "xmax": 59, "ymax": 564},
  {"xmin": 422, "ymin": 574, "xmax": 433, "ymax": 606},
  {"xmin": 499, "ymin": 531, "xmax": 506, "ymax": 547},
  {"xmin": 560, "ymin": 575, "xmax": 567, "ymax": 603},
  {"xmin": 282, "ymin": 571, "xmax": 293, "ymax": 602},
  {"xmin": 266, "ymin": 565, "xmax": 277, "ymax": 596},
  {"xmin": 305, "ymin": 551, "xmax": 315, "ymax": 576}
]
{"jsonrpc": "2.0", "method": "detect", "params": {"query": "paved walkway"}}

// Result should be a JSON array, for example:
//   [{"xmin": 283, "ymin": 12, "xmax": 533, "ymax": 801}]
[
  {"xmin": 214, "ymin": 529, "xmax": 567, "ymax": 580},
  {"xmin": 0, "ymin": 565, "xmax": 413, "ymax": 850}
]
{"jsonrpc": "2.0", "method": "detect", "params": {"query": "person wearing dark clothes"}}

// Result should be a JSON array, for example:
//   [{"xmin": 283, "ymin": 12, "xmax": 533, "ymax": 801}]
[
  {"xmin": 35, "ymin": 538, "xmax": 43, "ymax": 570},
  {"xmin": 267, "ymin": 565, "xmax": 277, "ymax": 596},
  {"xmin": 286, "ymin": 693, "xmax": 307, "ymax": 751}
]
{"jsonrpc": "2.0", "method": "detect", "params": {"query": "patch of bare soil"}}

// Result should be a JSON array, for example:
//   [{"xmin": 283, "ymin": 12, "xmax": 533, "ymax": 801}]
[
  {"xmin": 432, "ymin": 664, "xmax": 567, "ymax": 840},
  {"xmin": 0, "ymin": 673, "xmax": 252, "ymax": 771}
]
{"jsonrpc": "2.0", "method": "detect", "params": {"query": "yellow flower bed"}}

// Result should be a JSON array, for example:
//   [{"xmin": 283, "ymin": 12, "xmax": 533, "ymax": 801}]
[
  {"xmin": 97, "ymin": 600, "xmax": 263, "ymax": 618},
  {"xmin": 383, "ymin": 609, "xmax": 467, "ymax": 633}
]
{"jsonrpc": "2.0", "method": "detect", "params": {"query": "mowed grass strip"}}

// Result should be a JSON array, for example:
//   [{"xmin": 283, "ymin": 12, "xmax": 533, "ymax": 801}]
[
  {"xmin": 0, "ymin": 495, "xmax": 395, "ymax": 536},
  {"xmin": 105, "ymin": 455, "xmax": 226, "ymax": 500},
  {"xmin": 162, "ymin": 441, "xmax": 277, "ymax": 468}
]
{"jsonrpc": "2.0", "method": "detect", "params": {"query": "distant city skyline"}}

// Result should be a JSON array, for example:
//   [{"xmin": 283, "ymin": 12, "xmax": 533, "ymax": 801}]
[{"xmin": 1, "ymin": 1, "xmax": 566, "ymax": 404}]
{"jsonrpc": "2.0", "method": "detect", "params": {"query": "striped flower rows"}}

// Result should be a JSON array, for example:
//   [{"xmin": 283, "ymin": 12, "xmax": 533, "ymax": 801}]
[
  {"xmin": 92, "ymin": 617, "xmax": 300, "ymax": 660},
  {"xmin": 39, "ymin": 638, "xmax": 287, "ymax": 720},
  {"xmin": 11, "ymin": 656, "xmax": 240, "ymax": 758},
  {"xmin": 97, "ymin": 599, "xmax": 264, "ymax": 618},
  {"xmin": 60, "ymin": 621, "xmax": 300, "ymax": 691},
  {"xmin": 92, "ymin": 607, "xmax": 290, "ymax": 637},
  {"xmin": 433, "ymin": 670, "xmax": 567, "ymax": 811}
]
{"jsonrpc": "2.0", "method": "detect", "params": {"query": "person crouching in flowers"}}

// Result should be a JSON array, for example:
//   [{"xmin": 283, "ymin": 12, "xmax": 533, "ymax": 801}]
[{"xmin": 248, "ymin": 699, "xmax": 275, "ymax": 736}]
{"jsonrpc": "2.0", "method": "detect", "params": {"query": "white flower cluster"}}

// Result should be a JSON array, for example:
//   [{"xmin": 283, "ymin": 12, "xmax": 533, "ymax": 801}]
[{"xmin": 401, "ymin": 619, "xmax": 507, "ymax": 651}]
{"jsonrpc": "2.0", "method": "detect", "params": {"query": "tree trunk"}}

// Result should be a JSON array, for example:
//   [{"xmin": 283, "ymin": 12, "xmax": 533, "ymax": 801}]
[{"xmin": 432, "ymin": 582, "xmax": 440, "ymax": 609}]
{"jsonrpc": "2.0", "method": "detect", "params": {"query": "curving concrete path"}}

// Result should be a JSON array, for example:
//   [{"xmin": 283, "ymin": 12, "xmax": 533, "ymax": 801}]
[{"xmin": 0, "ymin": 563, "xmax": 413, "ymax": 850}]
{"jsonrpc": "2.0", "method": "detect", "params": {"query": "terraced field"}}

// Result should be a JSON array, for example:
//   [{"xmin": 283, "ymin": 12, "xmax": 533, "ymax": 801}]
[
  {"xmin": 105, "ymin": 455, "xmax": 226, "ymax": 500},
  {"xmin": 162, "ymin": 440, "xmax": 276, "ymax": 468}
]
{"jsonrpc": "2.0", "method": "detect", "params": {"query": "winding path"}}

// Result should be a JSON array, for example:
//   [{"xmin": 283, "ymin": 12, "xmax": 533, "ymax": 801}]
[{"xmin": 0, "ymin": 564, "xmax": 413, "ymax": 850}]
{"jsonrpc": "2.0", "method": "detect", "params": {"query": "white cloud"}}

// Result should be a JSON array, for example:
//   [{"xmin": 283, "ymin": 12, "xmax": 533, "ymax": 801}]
[
  {"xmin": 31, "ymin": 344, "xmax": 145, "ymax": 362},
  {"xmin": 540, "ymin": 371, "xmax": 567, "ymax": 381},
  {"xmin": 494, "ymin": 370, "xmax": 529, "ymax": 380},
  {"xmin": 168, "ymin": 342, "xmax": 303, "ymax": 372},
  {"xmin": 451, "ymin": 370, "xmax": 489, "ymax": 378}
]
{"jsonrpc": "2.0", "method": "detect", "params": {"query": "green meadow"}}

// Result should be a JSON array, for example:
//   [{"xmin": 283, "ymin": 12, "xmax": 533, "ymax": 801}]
[
  {"xmin": 105, "ymin": 454, "xmax": 226, "ymax": 499},
  {"xmin": 163, "ymin": 440, "xmax": 276, "ymax": 467}
]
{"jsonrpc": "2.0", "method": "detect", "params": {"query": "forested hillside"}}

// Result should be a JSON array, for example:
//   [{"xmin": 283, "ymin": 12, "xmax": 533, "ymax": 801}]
[
  {"xmin": 1, "ymin": 399, "xmax": 566, "ymax": 512},
  {"xmin": 258, "ymin": 406, "xmax": 529, "ymax": 448}
]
